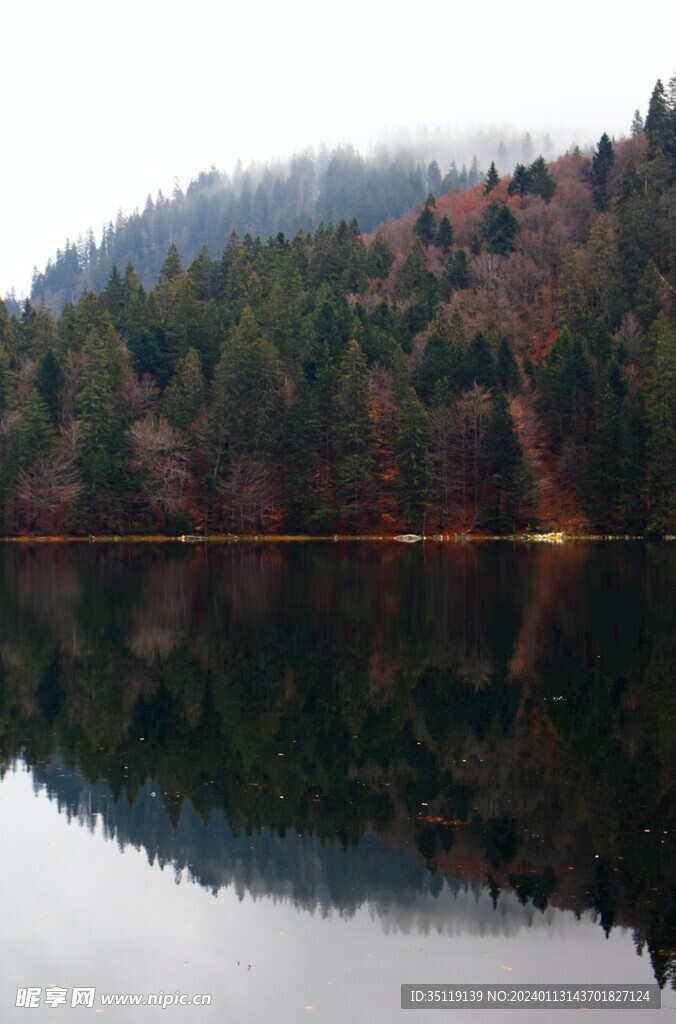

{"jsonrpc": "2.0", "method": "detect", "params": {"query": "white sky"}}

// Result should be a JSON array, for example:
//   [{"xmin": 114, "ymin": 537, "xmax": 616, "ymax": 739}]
[{"xmin": 1, "ymin": 0, "xmax": 674, "ymax": 297}]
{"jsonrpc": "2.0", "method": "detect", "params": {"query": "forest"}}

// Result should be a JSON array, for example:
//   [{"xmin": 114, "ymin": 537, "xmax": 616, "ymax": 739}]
[{"xmin": 0, "ymin": 79, "xmax": 674, "ymax": 537}]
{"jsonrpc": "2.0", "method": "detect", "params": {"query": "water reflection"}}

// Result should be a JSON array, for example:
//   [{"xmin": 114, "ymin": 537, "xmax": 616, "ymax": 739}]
[{"xmin": 0, "ymin": 542, "xmax": 673, "ymax": 991}]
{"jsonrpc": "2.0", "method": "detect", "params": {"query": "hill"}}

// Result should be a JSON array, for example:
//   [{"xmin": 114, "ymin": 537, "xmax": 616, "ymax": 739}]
[
  {"xmin": 0, "ymin": 77, "xmax": 674, "ymax": 537},
  {"xmin": 25, "ymin": 128, "xmax": 560, "ymax": 312}
]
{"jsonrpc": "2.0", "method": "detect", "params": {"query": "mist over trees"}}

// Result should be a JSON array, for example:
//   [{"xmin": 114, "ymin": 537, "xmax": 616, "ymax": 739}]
[{"xmin": 24, "ymin": 129, "xmax": 559, "ymax": 311}]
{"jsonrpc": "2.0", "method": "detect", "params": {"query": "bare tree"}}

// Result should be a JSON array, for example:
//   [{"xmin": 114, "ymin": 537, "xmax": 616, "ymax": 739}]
[
  {"xmin": 128, "ymin": 415, "xmax": 191, "ymax": 518},
  {"xmin": 218, "ymin": 455, "xmax": 277, "ymax": 533},
  {"xmin": 16, "ymin": 449, "xmax": 83, "ymax": 530}
]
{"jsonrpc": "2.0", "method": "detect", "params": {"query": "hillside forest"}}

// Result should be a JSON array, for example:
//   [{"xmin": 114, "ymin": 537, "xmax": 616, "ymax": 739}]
[{"xmin": 0, "ymin": 80, "xmax": 674, "ymax": 537}]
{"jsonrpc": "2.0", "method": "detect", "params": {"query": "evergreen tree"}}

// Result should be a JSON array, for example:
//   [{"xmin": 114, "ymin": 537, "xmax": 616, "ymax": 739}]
[
  {"xmin": 187, "ymin": 245, "xmax": 218, "ymax": 301},
  {"xmin": 496, "ymin": 337, "xmax": 521, "ymax": 393},
  {"xmin": 398, "ymin": 239, "xmax": 431, "ymax": 296},
  {"xmin": 634, "ymin": 260, "xmax": 663, "ymax": 334},
  {"xmin": 615, "ymin": 160, "xmax": 660, "ymax": 302},
  {"xmin": 539, "ymin": 328, "xmax": 593, "ymax": 454},
  {"xmin": 588, "ymin": 215, "xmax": 622, "ymax": 327},
  {"xmin": 529, "ymin": 156, "xmax": 556, "ymax": 203},
  {"xmin": 583, "ymin": 369, "xmax": 628, "ymax": 527},
  {"xmin": 483, "ymin": 389, "xmax": 533, "ymax": 533},
  {"xmin": 484, "ymin": 161, "xmax": 500, "ymax": 195},
  {"xmin": 162, "ymin": 347, "xmax": 205, "ymax": 431},
  {"xmin": 366, "ymin": 230, "xmax": 394, "ymax": 280},
  {"xmin": 416, "ymin": 313, "xmax": 464, "ymax": 400},
  {"xmin": 101, "ymin": 265, "xmax": 126, "ymax": 318},
  {"xmin": 17, "ymin": 388, "xmax": 55, "ymax": 466},
  {"xmin": 427, "ymin": 160, "xmax": 442, "ymax": 195},
  {"xmin": 36, "ymin": 350, "xmax": 64, "ymax": 424},
  {"xmin": 413, "ymin": 194, "xmax": 437, "ymax": 245},
  {"xmin": 464, "ymin": 332, "xmax": 496, "ymax": 389},
  {"xmin": 435, "ymin": 216, "xmax": 454, "ymax": 253},
  {"xmin": 591, "ymin": 133, "xmax": 615, "ymax": 212},
  {"xmin": 507, "ymin": 163, "xmax": 533, "ymax": 199},
  {"xmin": 630, "ymin": 110, "xmax": 644, "ymax": 137},
  {"xmin": 442, "ymin": 250, "xmax": 470, "ymax": 295},
  {"xmin": 644, "ymin": 79, "xmax": 670, "ymax": 158},
  {"xmin": 479, "ymin": 202, "xmax": 519, "ymax": 254},
  {"xmin": 211, "ymin": 306, "xmax": 285, "ymax": 468},
  {"xmin": 396, "ymin": 388, "xmax": 431, "ymax": 531}
]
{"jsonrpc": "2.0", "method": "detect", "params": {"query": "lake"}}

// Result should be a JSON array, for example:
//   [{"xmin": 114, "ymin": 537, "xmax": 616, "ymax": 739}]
[{"xmin": 0, "ymin": 541, "xmax": 673, "ymax": 1021}]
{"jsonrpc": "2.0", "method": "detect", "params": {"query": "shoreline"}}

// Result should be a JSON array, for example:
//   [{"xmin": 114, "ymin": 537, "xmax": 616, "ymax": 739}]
[{"xmin": 0, "ymin": 533, "xmax": 672, "ymax": 544}]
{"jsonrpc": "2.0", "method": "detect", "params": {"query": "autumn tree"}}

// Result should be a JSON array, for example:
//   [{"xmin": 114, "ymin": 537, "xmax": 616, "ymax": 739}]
[{"xmin": 128, "ymin": 415, "xmax": 191, "ymax": 523}]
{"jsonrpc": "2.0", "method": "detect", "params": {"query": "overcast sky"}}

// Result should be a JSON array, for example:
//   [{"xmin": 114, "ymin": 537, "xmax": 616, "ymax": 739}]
[{"xmin": 1, "ymin": 0, "xmax": 674, "ymax": 298}]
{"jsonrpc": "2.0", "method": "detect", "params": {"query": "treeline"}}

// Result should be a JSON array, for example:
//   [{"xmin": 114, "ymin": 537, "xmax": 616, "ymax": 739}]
[
  {"xmin": 0, "ymin": 79, "xmax": 674, "ymax": 536},
  {"xmin": 27, "ymin": 146, "xmax": 490, "ymax": 308},
  {"xmin": 25, "ymin": 128, "xmax": 559, "ymax": 311}
]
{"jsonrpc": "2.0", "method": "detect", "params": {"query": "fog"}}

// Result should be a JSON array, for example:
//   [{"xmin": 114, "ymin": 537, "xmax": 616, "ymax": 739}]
[{"xmin": 1, "ymin": 0, "xmax": 674, "ymax": 297}]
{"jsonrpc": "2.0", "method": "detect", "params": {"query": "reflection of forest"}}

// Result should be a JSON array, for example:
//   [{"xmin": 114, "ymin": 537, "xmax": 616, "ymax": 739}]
[{"xmin": 0, "ymin": 542, "xmax": 673, "ymax": 986}]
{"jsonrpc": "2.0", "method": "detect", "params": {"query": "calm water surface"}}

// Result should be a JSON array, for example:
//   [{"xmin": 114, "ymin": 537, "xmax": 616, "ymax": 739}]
[{"xmin": 0, "ymin": 542, "xmax": 673, "ymax": 1022}]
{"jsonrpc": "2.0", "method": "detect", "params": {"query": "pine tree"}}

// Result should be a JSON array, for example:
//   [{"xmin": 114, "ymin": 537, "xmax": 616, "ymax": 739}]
[
  {"xmin": 591, "ymin": 133, "xmax": 615, "ymax": 212},
  {"xmin": 162, "ymin": 347, "xmax": 205, "ymax": 431},
  {"xmin": 17, "ymin": 388, "xmax": 55, "ymax": 466},
  {"xmin": 540, "ymin": 328, "xmax": 593, "ymax": 453},
  {"xmin": 483, "ymin": 389, "xmax": 533, "ymax": 533},
  {"xmin": 588, "ymin": 215, "xmax": 621, "ymax": 327},
  {"xmin": 416, "ymin": 313, "xmax": 464, "ymax": 400},
  {"xmin": 211, "ymin": 306, "xmax": 285, "ymax": 468},
  {"xmin": 479, "ymin": 202, "xmax": 519, "ymax": 254},
  {"xmin": 366, "ymin": 230, "xmax": 394, "ymax": 280},
  {"xmin": 644, "ymin": 79, "xmax": 670, "ymax": 157},
  {"xmin": 507, "ymin": 163, "xmax": 533, "ymax": 199},
  {"xmin": 442, "ymin": 250, "xmax": 470, "ymax": 295},
  {"xmin": 634, "ymin": 260, "xmax": 663, "ymax": 334},
  {"xmin": 630, "ymin": 110, "xmax": 644, "ymax": 137},
  {"xmin": 529, "ymin": 156, "xmax": 556, "ymax": 203},
  {"xmin": 484, "ymin": 161, "xmax": 500, "ymax": 195},
  {"xmin": 427, "ymin": 160, "xmax": 442, "ymax": 195},
  {"xmin": 496, "ymin": 337, "xmax": 521, "ymax": 393},
  {"xmin": 398, "ymin": 239, "xmax": 430, "ymax": 296},
  {"xmin": 413, "ymin": 194, "xmax": 437, "ymax": 245},
  {"xmin": 435, "ymin": 216, "xmax": 454, "ymax": 253},
  {"xmin": 464, "ymin": 332, "xmax": 495, "ymax": 389},
  {"xmin": 396, "ymin": 388, "xmax": 431, "ymax": 531},
  {"xmin": 36, "ymin": 350, "xmax": 64, "ymax": 424}
]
